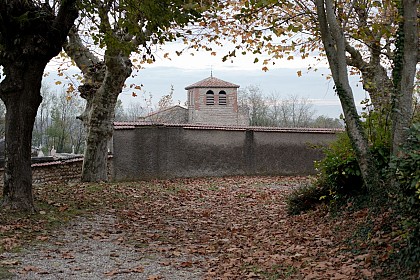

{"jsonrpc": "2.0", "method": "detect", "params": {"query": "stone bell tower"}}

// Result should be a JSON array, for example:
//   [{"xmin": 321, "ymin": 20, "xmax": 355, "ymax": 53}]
[{"xmin": 185, "ymin": 75, "xmax": 248, "ymax": 126}]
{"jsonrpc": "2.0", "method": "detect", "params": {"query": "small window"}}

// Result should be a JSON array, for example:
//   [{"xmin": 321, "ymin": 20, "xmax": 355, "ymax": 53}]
[
  {"xmin": 219, "ymin": 90, "xmax": 227, "ymax": 105},
  {"xmin": 189, "ymin": 90, "xmax": 193, "ymax": 106},
  {"xmin": 206, "ymin": 90, "xmax": 214, "ymax": 105}
]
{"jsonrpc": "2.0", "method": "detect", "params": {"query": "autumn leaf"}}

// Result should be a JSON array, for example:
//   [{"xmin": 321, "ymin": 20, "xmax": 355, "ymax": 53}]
[
  {"xmin": 58, "ymin": 205, "xmax": 69, "ymax": 212},
  {"xmin": 22, "ymin": 265, "xmax": 39, "ymax": 272},
  {"xmin": 130, "ymin": 266, "xmax": 144, "ymax": 273},
  {"xmin": 180, "ymin": 261, "xmax": 193, "ymax": 267},
  {"xmin": 36, "ymin": 235, "xmax": 49, "ymax": 241},
  {"xmin": 104, "ymin": 269, "xmax": 119, "ymax": 276},
  {"xmin": 61, "ymin": 252, "xmax": 74, "ymax": 259},
  {"xmin": 297, "ymin": 70, "xmax": 302, "ymax": 77},
  {"xmin": 0, "ymin": 259, "xmax": 20, "ymax": 266}
]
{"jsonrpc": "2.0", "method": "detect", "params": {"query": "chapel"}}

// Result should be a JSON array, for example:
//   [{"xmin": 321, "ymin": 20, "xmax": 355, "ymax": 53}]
[{"xmin": 139, "ymin": 75, "xmax": 248, "ymax": 126}]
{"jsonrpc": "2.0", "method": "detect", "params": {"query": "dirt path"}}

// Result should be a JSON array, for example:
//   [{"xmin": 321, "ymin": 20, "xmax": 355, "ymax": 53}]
[{"xmin": 3, "ymin": 214, "xmax": 204, "ymax": 280}]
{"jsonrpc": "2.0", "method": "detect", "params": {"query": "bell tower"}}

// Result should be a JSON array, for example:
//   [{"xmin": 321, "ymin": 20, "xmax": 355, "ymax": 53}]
[{"xmin": 185, "ymin": 76, "xmax": 248, "ymax": 126}]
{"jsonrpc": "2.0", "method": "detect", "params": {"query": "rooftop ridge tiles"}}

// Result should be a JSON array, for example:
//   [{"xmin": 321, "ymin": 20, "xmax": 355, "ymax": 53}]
[
  {"xmin": 113, "ymin": 122, "xmax": 343, "ymax": 133},
  {"xmin": 185, "ymin": 76, "xmax": 240, "ymax": 90}
]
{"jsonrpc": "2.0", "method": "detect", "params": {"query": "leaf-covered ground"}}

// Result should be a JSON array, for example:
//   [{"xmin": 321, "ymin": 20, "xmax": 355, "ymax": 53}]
[{"xmin": 0, "ymin": 176, "xmax": 412, "ymax": 279}]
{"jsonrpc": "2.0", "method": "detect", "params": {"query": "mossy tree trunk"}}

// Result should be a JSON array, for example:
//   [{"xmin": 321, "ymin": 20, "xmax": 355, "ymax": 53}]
[
  {"xmin": 391, "ymin": 0, "xmax": 418, "ymax": 155},
  {"xmin": 315, "ymin": 0, "xmax": 379, "ymax": 191}
]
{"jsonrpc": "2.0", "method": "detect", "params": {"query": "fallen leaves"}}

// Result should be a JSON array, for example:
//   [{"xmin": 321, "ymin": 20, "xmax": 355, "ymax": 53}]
[
  {"xmin": 108, "ymin": 176, "xmax": 363, "ymax": 279},
  {"xmin": 0, "ymin": 259, "xmax": 20, "ymax": 266},
  {"xmin": 104, "ymin": 265, "xmax": 144, "ymax": 276},
  {"xmin": 61, "ymin": 252, "xmax": 75, "ymax": 259},
  {"xmin": 0, "ymin": 175, "xmax": 405, "ymax": 279}
]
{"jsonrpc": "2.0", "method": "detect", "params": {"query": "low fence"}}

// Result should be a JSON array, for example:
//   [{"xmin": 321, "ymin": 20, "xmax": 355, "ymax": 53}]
[
  {"xmin": 0, "ymin": 156, "xmax": 113, "ymax": 186},
  {"xmin": 112, "ymin": 123, "xmax": 340, "ymax": 181}
]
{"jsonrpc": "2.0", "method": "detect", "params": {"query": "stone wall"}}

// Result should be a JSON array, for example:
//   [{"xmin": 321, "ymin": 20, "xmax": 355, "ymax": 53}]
[
  {"xmin": 0, "ymin": 156, "xmax": 113, "ymax": 186},
  {"xmin": 112, "ymin": 123, "xmax": 340, "ymax": 181}
]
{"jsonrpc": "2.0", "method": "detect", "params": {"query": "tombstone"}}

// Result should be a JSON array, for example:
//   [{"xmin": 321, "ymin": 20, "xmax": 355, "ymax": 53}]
[
  {"xmin": 37, "ymin": 148, "xmax": 44, "ymax": 157},
  {"xmin": 0, "ymin": 138, "xmax": 4, "ymax": 167},
  {"xmin": 0, "ymin": 138, "xmax": 4, "ymax": 159},
  {"xmin": 50, "ymin": 146, "xmax": 56, "ymax": 157}
]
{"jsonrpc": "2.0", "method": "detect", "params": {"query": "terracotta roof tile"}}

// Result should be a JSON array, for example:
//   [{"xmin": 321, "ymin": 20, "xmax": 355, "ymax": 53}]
[
  {"xmin": 114, "ymin": 122, "xmax": 343, "ymax": 134},
  {"xmin": 140, "ymin": 105, "xmax": 187, "ymax": 118},
  {"xmin": 185, "ymin": 76, "xmax": 240, "ymax": 90}
]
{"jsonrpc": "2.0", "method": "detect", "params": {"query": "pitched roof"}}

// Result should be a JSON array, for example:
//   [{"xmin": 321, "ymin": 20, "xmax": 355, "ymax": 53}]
[
  {"xmin": 139, "ymin": 105, "xmax": 187, "ymax": 118},
  {"xmin": 185, "ymin": 76, "xmax": 240, "ymax": 90}
]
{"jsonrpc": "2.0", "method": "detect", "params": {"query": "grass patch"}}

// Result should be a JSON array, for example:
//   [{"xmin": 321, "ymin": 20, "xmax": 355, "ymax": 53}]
[{"xmin": 0, "ymin": 265, "xmax": 15, "ymax": 280}]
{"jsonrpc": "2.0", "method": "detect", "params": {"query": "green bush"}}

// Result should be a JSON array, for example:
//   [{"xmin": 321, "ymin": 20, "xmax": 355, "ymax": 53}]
[
  {"xmin": 389, "ymin": 123, "xmax": 420, "ymax": 271},
  {"xmin": 390, "ymin": 123, "xmax": 420, "ymax": 206},
  {"xmin": 286, "ymin": 129, "xmax": 390, "ymax": 215},
  {"xmin": 315, "ymin": 130, "xmax": 390, "ymax": 197},
  {"xmin": 315, "ymin": 133, "xmax": 364, "ymax": 196}
]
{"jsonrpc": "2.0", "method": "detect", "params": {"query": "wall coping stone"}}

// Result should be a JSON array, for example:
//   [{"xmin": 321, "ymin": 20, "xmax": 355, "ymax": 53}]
[
  {"xmin": 114, "ymin": 122, "xmax": 343, "ymax": 134},
  {"xmin": 0, "ymin": 155, "xmax": 113, "ymax": 171}
]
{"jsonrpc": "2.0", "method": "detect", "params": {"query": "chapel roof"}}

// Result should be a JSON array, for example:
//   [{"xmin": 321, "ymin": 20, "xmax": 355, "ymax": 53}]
[
  {"xmin": 185, "ymin": 76, "xmax": 240, "ymax": 90},
  {"xmin": 139, "ymin": 105, "xmax": 187, "ymax": 118}
]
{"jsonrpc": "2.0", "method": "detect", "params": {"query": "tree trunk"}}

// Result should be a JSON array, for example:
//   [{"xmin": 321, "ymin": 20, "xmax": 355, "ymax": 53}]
[
  {"xmin": 391, "ymin": 0, "xmax": 418, "ymax": 155},
  {"xmin": 1, "ymin": 62, "xmax": 44, "ymax": 212},
  {"xmin": 316, "ymin": 0, "xmax": 379, "ymax": 191},
  {"xmin": 0, "ymin": 0, "xmax": 78, "ymax": 211},
  {"xmin": 345, "ymin": 40, "xmax": 394, "ymax": 112},
  {"xmin": 81, "ymin": 54, "xmax": 132, "ymax": 182}
]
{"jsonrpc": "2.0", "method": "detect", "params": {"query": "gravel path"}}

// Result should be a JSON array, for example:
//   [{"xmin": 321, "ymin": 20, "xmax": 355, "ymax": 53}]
[{"xmin": 2, "ymin": 214, "xmax": 204, "ymax": 280}]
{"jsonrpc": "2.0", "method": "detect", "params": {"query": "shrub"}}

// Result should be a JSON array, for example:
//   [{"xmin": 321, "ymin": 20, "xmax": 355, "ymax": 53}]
[
  {"xmin": 389, "ymin": 123, "xmax": 420, "ymax": 207},
  {"xmin": 286, "ymin": 184, "xmax": 327, "ymax": 215},
  {"xmin": 286, "ymin": 129, "xmax": 390, "ymax": 215},
  {"xmin": 316, "ymin": 130, "xmax": 390, "ymax": 196},
  {"xmin": 388, "ymin": 123, "xmax": 420, "ymax": 271},
  {"xmin": 315, "ymin": 133, "xmax": 364, "ymax": 196}
]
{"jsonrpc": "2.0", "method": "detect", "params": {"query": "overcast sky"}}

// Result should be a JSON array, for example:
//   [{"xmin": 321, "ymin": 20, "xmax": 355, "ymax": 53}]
[{"xmin": 44, "ymin": 41, "xmax": 368, "ymax": 118}]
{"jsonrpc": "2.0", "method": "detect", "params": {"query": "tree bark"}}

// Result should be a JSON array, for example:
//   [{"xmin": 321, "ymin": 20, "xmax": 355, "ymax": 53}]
[
  {"xmin": 64, "ymin": 29, "xmax": 133, "ymax": 182},
  {"xmin": 0, "ymin": 0, "xmax": 78, "ymax": 212},
  {"xmin": 81, "ymin": 53, "xmax": 132, "ymax": 182},
  {"xmin": 1, "ymin": 62, "xmax": 44, "ymax": 211},
  {"xmin": 316, "ymin": 0, "xmax": 379, "ymax": 191},
  {"xmin": 391, "ymin": 0, "xmax": 418, "ymax": 155},
  {"xmin": 345, "ymin": 42, "xmax": 394, "ymax": 112}
]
